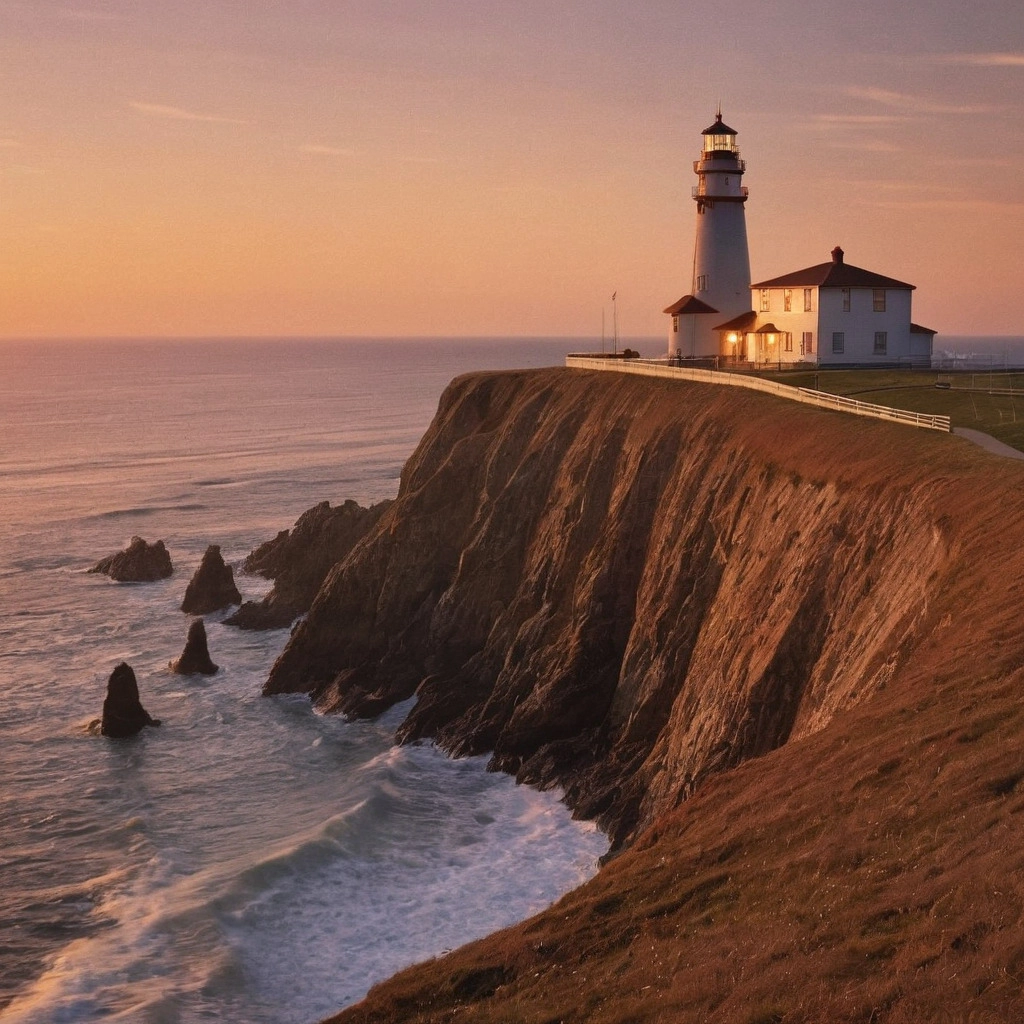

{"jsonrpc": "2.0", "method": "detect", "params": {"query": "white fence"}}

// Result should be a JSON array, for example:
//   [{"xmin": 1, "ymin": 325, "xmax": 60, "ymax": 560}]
[{"xmin": 564, "ymin": 356, "xmax": 952, "ymax": 434}]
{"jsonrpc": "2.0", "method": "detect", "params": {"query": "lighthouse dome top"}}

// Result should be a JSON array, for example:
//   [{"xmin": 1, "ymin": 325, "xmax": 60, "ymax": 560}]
[{"xmin": 701, "ymin": 112, "xmax": 739, "ymax": 137}]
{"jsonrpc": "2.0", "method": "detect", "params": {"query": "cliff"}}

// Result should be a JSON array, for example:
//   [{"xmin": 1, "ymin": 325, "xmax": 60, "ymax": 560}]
[
  {"xmin": 266, "ymin": 368, "xmax": 1024, "ymax": 848},
  {"xmin": 291, "ymin": 367, "xmax": 1024, "ymax": 1023},
  {"xmin": 228, "ymin": 499, "xmax": 390, "ymax": 629}
]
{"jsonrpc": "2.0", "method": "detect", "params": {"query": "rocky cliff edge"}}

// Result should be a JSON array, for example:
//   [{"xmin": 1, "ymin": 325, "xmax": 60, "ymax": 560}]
[{"xmin": 265, "ymin": 368, "xmax": 1024, "ymax": 851}]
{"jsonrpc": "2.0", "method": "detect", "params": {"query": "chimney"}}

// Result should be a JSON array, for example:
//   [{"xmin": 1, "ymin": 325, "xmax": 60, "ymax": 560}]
[{"xmin": 831, "ymin": 246, "xmax": 844, "ymax": 264}]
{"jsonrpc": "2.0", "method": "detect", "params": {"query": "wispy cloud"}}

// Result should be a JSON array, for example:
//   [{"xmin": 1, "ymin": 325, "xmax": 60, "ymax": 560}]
[
  {"xmin": 61, "ymin": 7, "xmax": 122, "ymax": 21},
  {"xmin": 845, "ymin": 86, "xmax": 991, "ymax": 115},
  {"xmin": 300, "ymin": 144, "xmax": 356, "ymax": 157},
  {"xmin": 869, "ymin": 198, "xmax": 1024, "ymax": 212},
  {"xmin": 804, "ymin": 113, "xmax": 904, "ymax": 153},
  {"xmin": 828, "ymin": 140, "xmax": 901, "ymax": 153},
  {"xmin": 936, "ymin": 155, "xmax": 1012, "ymax": 168},
  {"xmin": 933, "ymin": 52, "xmax": 1024, "ymax": 67},
  {"xmin": 844, "ymin": 179, "xmax": 956, "ymax": 194},
  {"xmin": 128, "ymin": 101, "xmax": 248, "ymax": 125},
  {"xmin": 809, "ymin": 114, "xmax": 907, "ymax": 126}
]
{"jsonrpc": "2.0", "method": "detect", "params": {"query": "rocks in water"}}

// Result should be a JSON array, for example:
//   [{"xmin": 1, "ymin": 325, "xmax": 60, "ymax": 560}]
[
  {"xmin": 101, "ymin": 662, "xmax": 161, "ymax": 738},
  {"xmin": 223, "ymin": 599, "xmax": 297, "ymax": 631},
  {"xmin": 90, "ymin": 537, "xmax": 173, "ymax": 582},
  {"xmin": 170, "ymin": 618, "xmax": 219, "ymax": 676},
  {"xmin": 225, "ymin": 499, "xmax": 391, "ymax": 630},
  {"xmin": 180, "ymin": 545, "xmax": 241, "ymax": 615}
]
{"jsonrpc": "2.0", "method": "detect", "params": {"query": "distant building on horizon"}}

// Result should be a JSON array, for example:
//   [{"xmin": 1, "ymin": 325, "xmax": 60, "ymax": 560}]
[{"xmin": 665, "ymin": 115, "xmax": 936, "ymax": 367}]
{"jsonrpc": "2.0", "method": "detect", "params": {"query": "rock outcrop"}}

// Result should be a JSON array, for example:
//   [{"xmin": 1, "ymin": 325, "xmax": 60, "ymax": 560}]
[
  {"xmin": 226, "ymin": 499, "xmax": 391, "ymax": 630},
  {"xmin": 180, "ymin": 545, "xmax": 241, "ymax": 615},
  {"xmin": 90, "ymin": 537, "xmax": 173, "ymax": 582},
  {"xmin": 100, "ymin": 662, "xmax": 161, "ymax": 738},
  {"xmin": 266, "ymin": 368, "xmax": 1024, "ymax": 855},
  {"xmin": 170, "ymin": 618, "xmax": 219, "ymax": 675}
]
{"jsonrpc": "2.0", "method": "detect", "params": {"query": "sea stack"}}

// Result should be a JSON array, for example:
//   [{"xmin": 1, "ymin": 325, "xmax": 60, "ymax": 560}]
[
  {"xmin": 180, "ymin": 545, "xmax": 241, "ymax": 614},
  {"xmin": 100, "ymin": 662, "xmax": 161, "ymax": 738},
  {"xmin": 90, "ymin": 537, "xmax": 173, "ymax": 582},
  {"xmin": 170, "ymin": 618, "xmax": 219, "ymax": 676}
]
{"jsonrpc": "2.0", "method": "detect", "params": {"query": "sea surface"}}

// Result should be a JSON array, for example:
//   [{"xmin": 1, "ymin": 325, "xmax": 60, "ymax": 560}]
[
  {"xmin": 933, "ymin": 335, "xmax": 1024, "ymax": 368},
  {"xmin": 0, "ymin": 338, "xmax": 610, "ymax": 1024}
]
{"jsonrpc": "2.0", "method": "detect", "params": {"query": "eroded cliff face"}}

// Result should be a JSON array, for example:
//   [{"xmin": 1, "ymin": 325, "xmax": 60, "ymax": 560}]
[{"xmin": 264, "ymin": 367, "xmax": 1022, "ymax": 847}]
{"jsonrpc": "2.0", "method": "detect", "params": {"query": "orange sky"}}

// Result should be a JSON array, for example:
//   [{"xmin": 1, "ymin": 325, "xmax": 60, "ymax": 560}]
[{"xmin": 2, "ymin": 1, "xmax": 1022, "ymax": 339}]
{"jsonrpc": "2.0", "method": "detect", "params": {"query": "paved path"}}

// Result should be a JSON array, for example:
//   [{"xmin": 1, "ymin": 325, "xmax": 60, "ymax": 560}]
[{"xmin": 953, "ymin": 427, "xmax": 1024, "ymax": 461}]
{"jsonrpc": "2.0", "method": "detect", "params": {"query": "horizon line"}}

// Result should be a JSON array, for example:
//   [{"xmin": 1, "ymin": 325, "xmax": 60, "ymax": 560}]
[{"xmin": 0, "ymin": 333, "xmax": 666, "ymax": 344}]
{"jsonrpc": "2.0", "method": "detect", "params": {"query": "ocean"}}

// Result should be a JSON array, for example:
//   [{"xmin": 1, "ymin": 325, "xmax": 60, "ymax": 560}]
[
  {"xmin": 931, "ymin": 336, "xmax": 1024, "ymax": 368},
  {"xmin": 0, "ymin": 338, "xmax": 610, "ymax": 1024},
  {"xmin": 3, "ymin": 332, "xmax": 1021, "ymax": 1024}
]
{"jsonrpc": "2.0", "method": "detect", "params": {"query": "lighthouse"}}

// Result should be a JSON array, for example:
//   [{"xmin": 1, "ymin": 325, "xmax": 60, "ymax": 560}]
[{"xmin": 664, "ymin": 112, "xmax": 752, "ymax": 359}]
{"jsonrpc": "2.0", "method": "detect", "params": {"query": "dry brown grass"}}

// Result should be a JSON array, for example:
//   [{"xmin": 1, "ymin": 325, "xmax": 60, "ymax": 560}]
[
  {"xmin": 760, "ymin": 368, "xmax": 1024, "ymax": 451},
  {"xmin": 318, "ymin": 374, "xmax": 1024, "ymax": 1023},
  {"xmin": 327, "ymin": 659, "xmax": 1024, "ymax": 1023}
]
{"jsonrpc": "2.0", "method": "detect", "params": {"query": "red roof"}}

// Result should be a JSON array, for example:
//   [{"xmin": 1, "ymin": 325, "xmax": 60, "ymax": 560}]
[
  {"xmin": 751, "ymin": 247, "xmax": 915, "ymax": 291},
  {"xmin": 663, "ymin": 295, "xmax": 720, "ymax": 316},
  {"xmin": 910, "ymin": 323, "xmax": 937, "ymax": 334},
  {"xmin": 712, "ymin": 310, "xmax": 757, "ymax": 332},
  {"xmin": 702, "ymin": 113, "xmax": 739, "ymax": 136}
]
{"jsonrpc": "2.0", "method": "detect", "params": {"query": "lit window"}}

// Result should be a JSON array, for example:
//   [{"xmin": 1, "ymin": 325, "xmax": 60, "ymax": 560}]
[
  {"xmin": 804, "ymin": 288, "xmax": 812, "ymax": 312},
  {"xmin": 841, "ymin": 288, "xmax": 851, "ymax": 312},
  {"xmin": 874, "ymin": 331, "xmax": 887, "ymax": 354},
  {"xmin": 832, "ymin": 332, "xmax": 845, "ymax": 354},
  {"xmin": 784, "ymin": 333, "xmax": 793, "ymax": 352},
  {"xmin": 760, "ymin": 289, "xmax": 770, "ymax": 312},
  {"xmin": 873, "ymin": 289, "xmax": 886, "ymax": 312},
  {"xmin": 802, "ymin": 331, "xmax": 813, "ymax": 354},
  {"xmin": 784, "ymin": 288, "xmax": 792, "ymax": 312},
  {"xmin": 673, "ymin": 316, "xmax": 679, "ymax": 333}
]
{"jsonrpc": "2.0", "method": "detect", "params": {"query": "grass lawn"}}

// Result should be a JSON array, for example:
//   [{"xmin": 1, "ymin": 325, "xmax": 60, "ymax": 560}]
[{"xmin": 756, "ymin": 368, "xmax": 1024, "ymax": 452}]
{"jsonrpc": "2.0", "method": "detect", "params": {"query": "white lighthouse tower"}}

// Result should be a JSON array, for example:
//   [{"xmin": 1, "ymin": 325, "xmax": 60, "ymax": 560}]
[{"xmin": 664, "ymin": 112, "xmax": 752, "ymax": 359}]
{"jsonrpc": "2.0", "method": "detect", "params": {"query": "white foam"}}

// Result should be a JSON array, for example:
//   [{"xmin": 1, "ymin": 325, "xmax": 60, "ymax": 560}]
[{"xmin": 3, "ymin": 713, "xmax": 606, "ymax": 1024}]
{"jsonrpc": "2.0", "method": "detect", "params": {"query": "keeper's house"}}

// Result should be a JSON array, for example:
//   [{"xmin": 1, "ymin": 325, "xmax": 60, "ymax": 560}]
[{"xmin": 714, "ymin": 246, "xmax": 936, "ymax": 367}]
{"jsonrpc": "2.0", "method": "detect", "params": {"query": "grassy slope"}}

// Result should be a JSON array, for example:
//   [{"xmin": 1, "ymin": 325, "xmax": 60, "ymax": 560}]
[
  {"xmin": 322, "ymin": 382, "xmax": 1024, "ymax": 1024},
  {"xmin": 760, "ymin": 369, "xmax": 1024, "ymax": 452},
  {"xmin": 331, "ymin": 656, "xmax": 1024, "ymax": 1023}
]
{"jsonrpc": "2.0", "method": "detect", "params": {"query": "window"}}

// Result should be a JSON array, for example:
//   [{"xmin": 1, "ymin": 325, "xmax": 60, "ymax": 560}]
[
  {"xmin": 804, "ymin": 288, "xmax": 813, "ymax": 312},
  {"xmin": 874, "ymin": 331, "xmax": 887, "ymax": 354},
  {"xmin": 759, "ymin": 288, "xmax": 770, "ymax": 312},
  {"xmin": 784, "ymin": 333, "xmax": 793, "ymax": 352},
  {"xmin": 873, "ymin": 288, "xmax": 886, "ymax": 312},
  {"xmin": 802, "ymin": 331, "xmax": 814, "ymax": 354},
  {"xmin": 784, "ymin": 288, "xmax": 792, "ymax": 312},
  {"xmin": 832, "ymin": 332, "xmax": 845, "ymax": 354},
  {"xmin": 696, "ymin": 274, "xmax": 708, "ymax": 291},
  {"xmin": 841, "ymin": 288, "xmax": 851, "ymax": 312},
  {"xmin": 673, "ymin": 316, "xmax": 679, "ymax": 334}
]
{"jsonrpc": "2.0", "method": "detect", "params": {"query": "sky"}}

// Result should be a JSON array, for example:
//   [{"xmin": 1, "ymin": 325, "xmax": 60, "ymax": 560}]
[{"xmin": 1, "ymin": 0, "xmax": 1022, "ymax": 339}]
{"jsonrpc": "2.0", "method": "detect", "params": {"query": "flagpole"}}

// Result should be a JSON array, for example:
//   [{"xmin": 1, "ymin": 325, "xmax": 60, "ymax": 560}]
[{"xmin": 612, "ymin": 292, "xmax": 618, "ymax": 355}]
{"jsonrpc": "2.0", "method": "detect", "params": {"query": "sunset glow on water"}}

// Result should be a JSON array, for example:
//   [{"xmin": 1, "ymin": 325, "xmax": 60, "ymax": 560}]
[{"xmin": 0, "ymin": 339, "xmax": 607, "ymax": 1023}]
